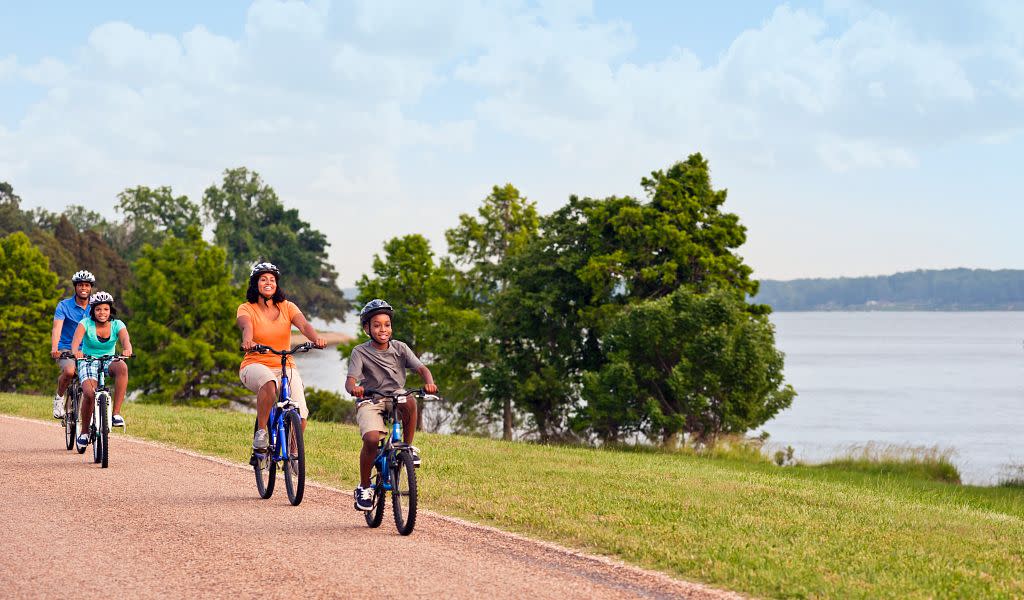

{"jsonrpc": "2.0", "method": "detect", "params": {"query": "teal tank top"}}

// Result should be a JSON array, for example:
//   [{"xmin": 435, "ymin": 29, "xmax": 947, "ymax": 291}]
[{"xmin": 80, "ymin": 318, "xmax": 125, "ymax": 357}]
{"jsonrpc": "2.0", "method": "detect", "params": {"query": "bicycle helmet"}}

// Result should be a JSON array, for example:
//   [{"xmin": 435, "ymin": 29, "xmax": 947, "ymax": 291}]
[
  {"xmin": 249, "ymin": 262, "xmax": 280, "ymax": 279},
  {"xmin": 89, "ymin": 291, "xmax": 114, "ymax": 307},
  {"xmin": 71, "ymin": 270, "xmax": 96, "ymax": 284},
  {"xmin": 359, "ymin": 299, "xmax": 394, "ymax": 326}
]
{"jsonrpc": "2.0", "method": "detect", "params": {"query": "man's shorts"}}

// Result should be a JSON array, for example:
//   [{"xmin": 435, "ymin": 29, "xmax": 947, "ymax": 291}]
[
  {"xmin": 77, "ymin": 358, "xmax": 110, "ymax": 383},
  {"xmin": 239, "ymin": 363, "xmax": 309, "ymax": 419},
  {"xmin": 356, "ymin": 401, "xmax": 391, "ymax": 437},
  {"xmin": 55, "ymin": 355, "xmax": 76, "ymax": 372}
]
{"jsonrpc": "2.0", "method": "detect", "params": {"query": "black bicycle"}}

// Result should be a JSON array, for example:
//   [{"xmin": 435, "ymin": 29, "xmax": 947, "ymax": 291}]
[
  {"xmin": 78, "ymin": 354, "xmax": 129, "ymax": 468},
  {"xmin": 358, "ymin": 388, "xmax": 438, "ymax": 536},
  {"xmin": 244, "ymin": 342, "xmax": 318, "ymax": 506},
  {"xmin": 58, "ymin": 351, "xmax": 82, "ymax": 451}
]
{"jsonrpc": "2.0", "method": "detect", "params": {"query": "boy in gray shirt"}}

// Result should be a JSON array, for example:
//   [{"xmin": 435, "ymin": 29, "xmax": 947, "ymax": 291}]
[{"xmin": 346, "ymin": 299, "xmax": 437, "ymax": 511}]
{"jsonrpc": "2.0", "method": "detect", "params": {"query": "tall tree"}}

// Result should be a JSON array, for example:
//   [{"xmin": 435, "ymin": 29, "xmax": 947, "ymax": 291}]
[
  {"xmin": 124, "ymin": 227, "xmax": 245, "ymax": 404},
  {"xmin": 0, "ymin": 232, "xmax": 61, "ymax": 392},
  {"xmin": 445, "ymin": 184, "xmax": 539, "ymax": 439},
  {"xmin": 114, "ymin": 186, "xmax": 201, "ymax": 260},
  {"xmin": 202, "ymin": 167, "xmax": 350, "ymax": 322},
  {"xmin": 580, "ymin": 286, "xmax": 795, "ymax": 446}
]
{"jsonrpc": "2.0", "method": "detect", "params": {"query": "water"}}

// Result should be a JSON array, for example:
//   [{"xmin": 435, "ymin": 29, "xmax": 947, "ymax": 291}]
[
  {"xmin": 765, "ymin": 312, "xmax": 1024, "ymax": 484},
  {"xmin": 295, "ymin": 312, "xmax": 1024, "ymax": 485}
]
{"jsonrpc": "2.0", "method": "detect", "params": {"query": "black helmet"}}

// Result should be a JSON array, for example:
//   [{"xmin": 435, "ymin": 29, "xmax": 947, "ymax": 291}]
[
  {"xmin": 71, "ymin": 270, "xmax": 96, "ymax": 284},
  {"xmin": 359, "ymin": 299, "xmax": 394, "ymax": 326},
  {"xmin": 249, "ymin": 261, "xmax": 280, "ymax": 279}
]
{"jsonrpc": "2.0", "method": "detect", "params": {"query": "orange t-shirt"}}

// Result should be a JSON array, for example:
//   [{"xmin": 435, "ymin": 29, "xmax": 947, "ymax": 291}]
[{"xmin": 237, "ymin": 300, "xmax": 301, "ymax": 370}]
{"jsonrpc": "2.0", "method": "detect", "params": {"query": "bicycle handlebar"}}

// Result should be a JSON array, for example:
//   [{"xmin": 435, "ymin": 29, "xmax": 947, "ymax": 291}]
[
  {"xmin": 241, "ymin": 341, "xmax": 319, "ymax": 355},
  {"xmin": 78, "ymin": 354, "xmax": 131, "ymax": 363},
  {"xmin": 357, "ymin": 388, "xmax": 442, "ymax": 406}
]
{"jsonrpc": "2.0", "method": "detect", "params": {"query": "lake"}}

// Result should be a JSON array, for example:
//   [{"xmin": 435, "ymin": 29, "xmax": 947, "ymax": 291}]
[{"xmin": 295, "ymin": 312, "xmax": 1024, "ymax": 484}]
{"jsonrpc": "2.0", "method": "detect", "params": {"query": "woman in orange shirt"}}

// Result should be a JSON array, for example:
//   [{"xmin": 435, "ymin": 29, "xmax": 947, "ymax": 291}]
[{"xmin": 237, "ymin": 262, "xmax": 326, "ymax": 451}]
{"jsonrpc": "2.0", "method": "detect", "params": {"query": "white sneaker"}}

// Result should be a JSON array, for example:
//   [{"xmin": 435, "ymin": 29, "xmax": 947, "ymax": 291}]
[{"xmin": 53, "ymin": 395, "xmax": 65, "ymax": 419}]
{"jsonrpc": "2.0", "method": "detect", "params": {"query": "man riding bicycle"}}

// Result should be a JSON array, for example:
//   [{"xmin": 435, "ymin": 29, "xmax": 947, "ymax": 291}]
[{"xmin": 50, "ymin": 270, "xmax": 94, "ymax": 419}]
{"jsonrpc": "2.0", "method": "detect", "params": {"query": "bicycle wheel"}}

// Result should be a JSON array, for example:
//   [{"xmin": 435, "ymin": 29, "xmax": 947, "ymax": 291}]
[
  {"xmin": 391, "ymin": 451, "xmax": 417, "ymax": 535},
  {"xmin": 364, "ymin": 465, "xmax": 385, "ymax": 528},
  {"xmin": 63, "ymin": 390, "xmax": 76, "ymax": 451},
  {"xmin": 253, "ymin": 421, "xmax": 276, "ymax": 499},
  {"xmin": 99, "ymin": 395, "xmax": 109, "ymax": 469},
  {"xmin": 282, "ymin": 411, "xmax": 305, "ymax": 506}
]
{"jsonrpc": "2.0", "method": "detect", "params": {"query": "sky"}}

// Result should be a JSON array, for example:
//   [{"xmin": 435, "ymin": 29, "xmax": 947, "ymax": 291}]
[{"xmin": 2, "ymin": 0, "xmax": 1023, "ymax": 287}]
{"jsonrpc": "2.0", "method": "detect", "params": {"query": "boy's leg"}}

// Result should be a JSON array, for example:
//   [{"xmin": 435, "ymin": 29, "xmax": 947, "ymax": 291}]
[
  {"xmin": 360, "ymin": 432, "xmax": 380, "ymax": 487},
  {"xmin": 400, "ymin": 396, "xmax": 418, "ymax": 444}
]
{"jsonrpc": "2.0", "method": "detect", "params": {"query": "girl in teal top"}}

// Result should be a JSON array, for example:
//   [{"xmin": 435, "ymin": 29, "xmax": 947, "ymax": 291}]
[{"xmin": 71, "ymin": 291, "xmax": 133, "ymax": 448}]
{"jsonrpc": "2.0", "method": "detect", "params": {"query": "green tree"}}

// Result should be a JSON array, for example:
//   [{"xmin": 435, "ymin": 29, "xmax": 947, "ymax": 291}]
[
  {"xmin": 52, "ymin": 216, "xmax": 133, "ymax": 302},
  {"xmin": 124, "ymin": 228, "xmax": 245, "ymax": 404},
  {"xmin": 445, "ymin": 184, "xmax": 539, "ymax": 439},
  {"xmin": 0, "ymin": 232, "xmax": 61, "ymax": 392},
  {"xmin": 202, "ymin": 167, "xmax": 350, "ymax": 321},
  {"xmin": 580, "ymin": 286, "xmax": 795, "ymax": 446},
  {"xmin": 114, "ymin": 186, "xmax": 201, "ymax": 260}
]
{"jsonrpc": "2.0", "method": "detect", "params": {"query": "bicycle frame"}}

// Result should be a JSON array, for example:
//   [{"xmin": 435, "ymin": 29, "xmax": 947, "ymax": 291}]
[
  {"xmin": 249, "ymin": 343, "xmax": 312, "ymax": 464},
  {"xmin": 361, "ymin": 389, "xmax": 435, "ymax": 490}
]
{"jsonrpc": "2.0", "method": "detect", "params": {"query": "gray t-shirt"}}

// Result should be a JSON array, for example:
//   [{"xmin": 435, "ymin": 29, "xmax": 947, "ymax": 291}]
[{"xmin": 346, "ymin": 340, "xmax": 424, "ymax": 393}]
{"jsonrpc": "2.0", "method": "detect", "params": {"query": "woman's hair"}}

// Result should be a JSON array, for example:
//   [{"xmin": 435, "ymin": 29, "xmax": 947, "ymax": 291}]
[
  {"xmin": 90, "ymin": 304, "xmax": 117, "ymax": 321},
  {"xmin": 246, "ymin": 272, "xmax": 287, "ymax": 304}
]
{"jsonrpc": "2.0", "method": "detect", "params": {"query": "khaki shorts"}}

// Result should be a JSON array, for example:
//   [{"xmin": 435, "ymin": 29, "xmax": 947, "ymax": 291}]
[
  {"xmin": 55, "ymin": 356, "xmax": 76, "ymax": 372},
  {"xmin": 356, "ymin": 401, "xmax": 391, "ymax": 437},
  {"xmin": 239, "ymin": 363, "xmax": 308, "ymax": 419}
]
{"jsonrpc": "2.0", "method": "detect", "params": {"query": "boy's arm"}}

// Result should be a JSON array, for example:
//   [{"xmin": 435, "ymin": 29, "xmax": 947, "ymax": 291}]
[
  {"xmin": 345, "ymin": 376, "xmax": 364, "ymax": 398},
  {"xmin": 416, "ymin": 365, "xmax": 437, "ymax": 394}
]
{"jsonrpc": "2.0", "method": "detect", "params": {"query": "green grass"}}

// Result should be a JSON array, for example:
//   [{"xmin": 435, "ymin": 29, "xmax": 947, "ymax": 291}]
[
  {"xmin": 812, "ymin": 443, "xmax": 963, "ymax": 484},
  {"xmin": 4, "ymin": 392, "xmax": 1023, "ymax": 599}
]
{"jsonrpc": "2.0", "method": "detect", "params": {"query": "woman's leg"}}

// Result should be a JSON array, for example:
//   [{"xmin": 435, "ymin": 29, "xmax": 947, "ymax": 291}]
[
  {"xmin": 79, "ymin": 380, "xmax": 97, "ymax": 429},
  {"xmin": 109, "ymin": 360, "xmax": 128, "ymax": 415},
  {"xmin": 255, "ymin": 380, "xmax": 277, "ymax": 430}
]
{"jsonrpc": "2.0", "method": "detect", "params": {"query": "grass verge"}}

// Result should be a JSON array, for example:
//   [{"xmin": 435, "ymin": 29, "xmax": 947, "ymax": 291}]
[{"xmin": 3, "ymin": 393, "xmax": 1022, "ymax": 599}]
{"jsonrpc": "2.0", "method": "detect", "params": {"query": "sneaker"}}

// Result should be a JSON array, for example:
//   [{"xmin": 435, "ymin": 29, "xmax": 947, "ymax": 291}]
[
  {"xmin": 253, "ymin": 428, "xmax": 269, "ymax": 451},
  {"xmin": 76, "ymin": 433, "xmax": 88, "ymax": 451},
  {"xmin": 410, "ymin": 445, "xmax": 421, "ymax": 468},
  {"xmin": 354, "ymin": 486, "xmax": 374, "ymax": 511},
  {"xmin": 53, "ymin": 395, "xmax": 65, "ymax": 419},
  {"xmin": 112, "ymin": 414, "xmax": 125, "ymax": 427}
]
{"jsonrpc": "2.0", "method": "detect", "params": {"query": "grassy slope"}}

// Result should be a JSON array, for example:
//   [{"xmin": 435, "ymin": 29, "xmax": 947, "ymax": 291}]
[{"xmin": 3, "ymin": 393, "xmax": 1022, "ymax": 599}]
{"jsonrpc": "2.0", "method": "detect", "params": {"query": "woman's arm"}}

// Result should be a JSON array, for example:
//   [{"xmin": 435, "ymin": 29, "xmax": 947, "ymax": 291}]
[
  {"xmin": 291, "ymin": 309, "xmax": 326, "ymax": 348},
  {"xmin": 117, "ymin": 326, "xmax": 133, "ymax": 358},
  {"xmin": 237, "ymin": 314, "xmax": 256, "ymax": 350},
  {"xmin": 71, "ymin": 323, "xmax": 86, "ymax": 359}
]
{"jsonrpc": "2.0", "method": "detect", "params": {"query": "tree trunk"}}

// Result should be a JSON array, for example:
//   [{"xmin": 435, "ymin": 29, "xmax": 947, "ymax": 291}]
[{"xmin": 502, "ymin": 397, "xmax": 512, "ymax": 441}]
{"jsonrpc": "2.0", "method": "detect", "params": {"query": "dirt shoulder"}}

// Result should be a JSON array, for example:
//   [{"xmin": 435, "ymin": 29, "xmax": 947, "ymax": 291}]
[{"xmin": 0, "ymin": 415, "xmax": 744, "ymax": 599}]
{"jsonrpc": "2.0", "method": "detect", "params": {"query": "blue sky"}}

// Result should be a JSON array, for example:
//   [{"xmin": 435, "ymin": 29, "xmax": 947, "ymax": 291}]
[{"xmin": 2, "ymin": 1, "xmax": 1023, "ymax": 287}]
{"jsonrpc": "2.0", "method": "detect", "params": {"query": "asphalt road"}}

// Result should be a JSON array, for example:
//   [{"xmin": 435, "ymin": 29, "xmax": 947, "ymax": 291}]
[{"xmin": 0, "ymin": 415, "xmax": 743, "ymax": 599}]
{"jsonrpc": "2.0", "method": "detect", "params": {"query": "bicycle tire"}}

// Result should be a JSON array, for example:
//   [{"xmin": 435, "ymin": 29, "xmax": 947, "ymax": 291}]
[
  {"xmin": 391, "ymin": 451, "xmax": 417, "ymax": 535},
  {"xmin": 364, "ymin": 465, "xmax": 385, "ymax": 528},
  {"xmin": 99, "ymin": 394, "xmax": 109, "ymax": 468},
  {"xmin": 253, "ymin": 421, "xmax": 276, "ymax": 499},
  {"xmin": 282, "ymin": 411, "xmax": 305, "ymax": 506},
  {"xmin": 63, "ymin": 389, "xmax": 76, "ymax": 451}
]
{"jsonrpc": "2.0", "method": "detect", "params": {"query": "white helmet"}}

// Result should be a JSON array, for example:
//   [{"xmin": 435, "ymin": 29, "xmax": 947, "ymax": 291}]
[
  {"xmin": 71, "ymin": 270, "xmax": 96, "ymax": 284},
  {"xmin": 89, "ymin": 291, "xmax": 114, "ymax": 307},
  {"xmin": 249, "ymin": 262, "xmax": 281, "ymax": 279}
]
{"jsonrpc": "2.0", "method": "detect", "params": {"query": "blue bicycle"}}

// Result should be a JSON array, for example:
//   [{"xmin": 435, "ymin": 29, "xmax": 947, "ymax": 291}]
[
  {"xmin": 245, "ymin": 342, "xmax": 317, "ymax": 506},
  {"xmin": 359, "ymin": 387, "xmax": 438, "ymax": 535}
]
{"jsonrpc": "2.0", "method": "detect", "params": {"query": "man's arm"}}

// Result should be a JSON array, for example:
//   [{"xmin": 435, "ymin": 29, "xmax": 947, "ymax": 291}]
[{"xmin": 51, "ymin": 318, "xmax": 64, "ymax": 358}]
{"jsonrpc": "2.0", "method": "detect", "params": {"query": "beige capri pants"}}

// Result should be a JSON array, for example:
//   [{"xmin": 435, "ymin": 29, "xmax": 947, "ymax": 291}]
[{"xmin": 239, "ymin": 363, "xmax": 309, "ymax": 419}]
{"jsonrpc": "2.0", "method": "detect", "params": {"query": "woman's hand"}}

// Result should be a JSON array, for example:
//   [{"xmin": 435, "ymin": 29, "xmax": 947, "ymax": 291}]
[
  {"xmin": 74, "ymin": 351, "xmax": 84, "ymax": 360},
  {"xmin": 122, "ymin": 347, "xmax": 133, "ymax": 358},
  {"xmin": 241, "ymin": 338, "xmax": 256, "ymax": 351},
  {"xmin": 313, "ymin": 337, "xmax": 327, "ymax": 349}
]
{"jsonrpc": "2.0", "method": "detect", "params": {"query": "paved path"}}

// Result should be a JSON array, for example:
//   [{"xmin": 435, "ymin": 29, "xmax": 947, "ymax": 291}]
[{"xmin": 0, "ymin": 415, "xmax": 743, "ymax": 599}]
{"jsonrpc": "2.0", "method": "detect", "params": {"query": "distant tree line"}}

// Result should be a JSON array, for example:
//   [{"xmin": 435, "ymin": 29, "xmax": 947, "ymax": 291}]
[
  {"xmin": 755, "ymin": 269, "xmax": 1024, "ymax": 310},
  {"xmin": 3, "ymin": 154, "xmax": 796, "ymax": 449}
]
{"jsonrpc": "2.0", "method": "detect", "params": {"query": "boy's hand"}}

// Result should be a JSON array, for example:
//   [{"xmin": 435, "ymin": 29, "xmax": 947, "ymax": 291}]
[
  {"xmin": 352, "ymin": 385, "xmax": 364, "ymax": 398},
  {"xmin": 424, "ymin": 383, "xmax": 438, "ymax": 394}
]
